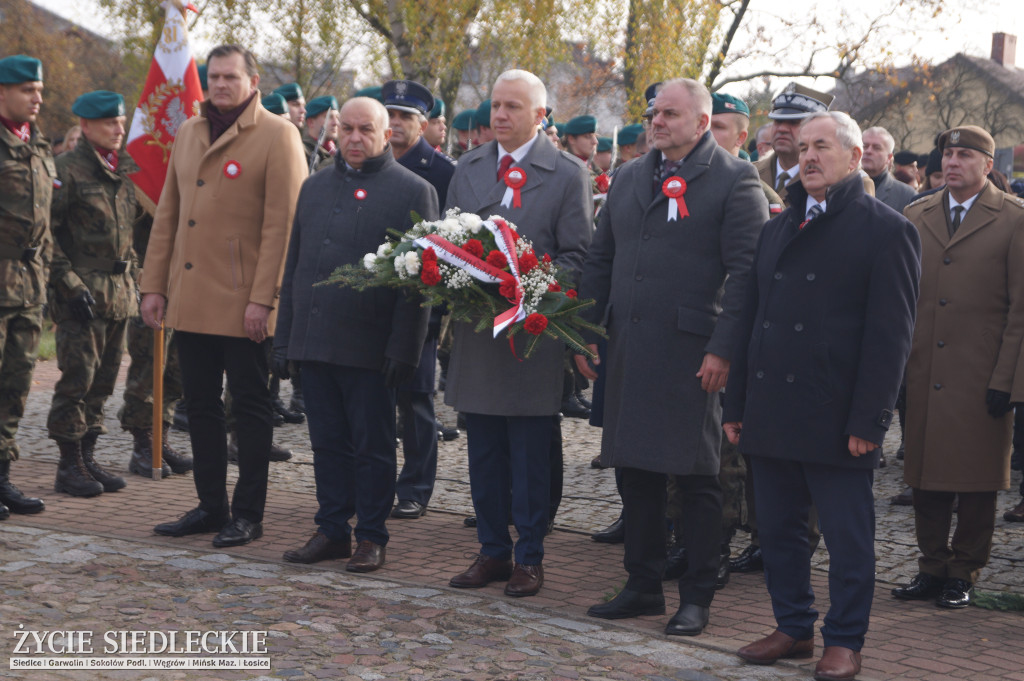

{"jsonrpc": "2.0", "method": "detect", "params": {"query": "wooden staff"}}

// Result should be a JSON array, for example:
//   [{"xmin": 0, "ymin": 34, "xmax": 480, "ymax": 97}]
[{"xmin": 152, "ymin": 323, "xmax": 165, "ymax": 480}]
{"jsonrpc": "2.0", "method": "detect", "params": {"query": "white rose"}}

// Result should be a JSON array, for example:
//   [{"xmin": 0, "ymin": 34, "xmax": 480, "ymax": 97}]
[
  {"xmin": 363, "ymin": 253, "xmax": 377, "ymax": 271},
  {"xmin": 459, "ymin": 213, "xmax": 482, "ymax": 233},
  {"xmin": 404, "ymin": 250, "xmax": 421, "ymax": 275}
]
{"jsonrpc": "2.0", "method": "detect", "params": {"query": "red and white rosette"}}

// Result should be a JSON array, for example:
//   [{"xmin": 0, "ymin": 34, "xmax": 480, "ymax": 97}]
[
  {"xmin": 501, "ymin": 167, "xmax": 527, "ymax": 209},
  {"xmin": 662, "ymin": 176, "xmax": 689, "ymax": 221},
  {"xmin": 413, "ymin": 218, "xmax": 526, "ymax": 337},
  {"xmin": 223, "ymin": 160, "xmax": 242, "ymax": 179}
]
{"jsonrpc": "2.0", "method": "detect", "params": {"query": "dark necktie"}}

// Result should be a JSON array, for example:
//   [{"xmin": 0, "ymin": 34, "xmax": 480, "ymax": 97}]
[
  {"xmin": 775, "ymin": 170, "xmax": 790, "ymax": 192},
  {"xmin": 951, "ymin": 205, "xmax": 964, "ymax": 234},
  {"xmin": 806, "ymin": 204, "xmax": 823, "ymax": 220},
  {"xmin": 498, "ymin": 154, "xmax": 514, "ymax": 182}
]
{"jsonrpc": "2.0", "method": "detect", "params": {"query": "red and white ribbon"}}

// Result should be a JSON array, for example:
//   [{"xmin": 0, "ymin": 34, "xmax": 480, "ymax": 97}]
[
  {"xmin": 501, "ymin": 167, "xmax": 527, "ymax": 209},
  {"xmin": 662, "ymin": 176, "xmax": 689, "ymax": 221}
]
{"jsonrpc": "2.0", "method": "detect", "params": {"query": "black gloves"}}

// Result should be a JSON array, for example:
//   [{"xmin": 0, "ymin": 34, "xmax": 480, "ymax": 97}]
[
  {"xmin": 382, "ymin": 357, "xmax": 415, "ymax": 388},
  {"xmin": 272, "ymin": 346, "xmax": 291, "ymax": 381},
  {"xmin": 986, "ymin": 389, "xmax": 1013, "ymax": 418},
  {"xmin": 69, "ymin": 289, "xmax": 96, "ymax": 322}
]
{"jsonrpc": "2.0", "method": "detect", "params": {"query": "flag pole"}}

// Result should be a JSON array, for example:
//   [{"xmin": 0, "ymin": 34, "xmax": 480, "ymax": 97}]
[{"xmin": 152, "ymin": 323, "xmax": 165, "ymax": 480}]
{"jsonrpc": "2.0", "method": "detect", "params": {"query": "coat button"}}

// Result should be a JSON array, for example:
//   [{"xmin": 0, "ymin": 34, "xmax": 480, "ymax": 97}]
[
  {"xmin": 943, "ymin": 257, "xmax": 951, "ymax": 265},
  {"xmin": 197, "ymin": 179, "xmax": 204, "ymax": 187},
  {"xmin": 785, "ymin": 374, "xmax": 795, "ymax": 383},
  {"xmin": 756, "ymin": 370, "xmax": 765, "ymax": 379},
  {"xmin": 773, "ymin": 272, "xmax": 782, "ymax": 280},
  {"xmin": 188, "ymin": 219, "xmax": 196, "ymax": 226},
  {"xmin": 311, "ymin": 306, "xmax": 319, "ymax": 314},
  {"xmin": 937, "ymin": 341, "xmax": 945, "ymax": 348},
  {"xmin": 939, "ymin": 298, "xmax": 947, "ymax": 306},
  {"xmin": 642, "ymin": 234, "xmax": 651, "ymax": 240},
  {"xmin": 794, "ymin": 323, "xmax": 804, "ymax": 331},
  {"xmin": 323, "ymin": 238, "xmax": 331, "ymax": 245},
  {"xmin": 635, "ymin": 274, "xmax": 643, "ymax": 281},
  {"xmin": 632, "ymin": 316, "xmax": 640, "ymax": 323},
  {"xmin": 934, "ymin": 383, "xmax": 942, "ymax": 390},
  {"xmin": 806, "ymin": 273, "xmax": 816, "ymax": 281},
  {"xmin": 762, "ymin": 321, "xmax": 770, "ymax": 329},
  {"xmin": 184, "ymin": 262, "xmax": 193, "ymax": 270}
]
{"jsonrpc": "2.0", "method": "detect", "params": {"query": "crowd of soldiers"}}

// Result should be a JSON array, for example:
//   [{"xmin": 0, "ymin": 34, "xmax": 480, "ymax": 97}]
[{"xmin": 2, "ymin": 45, "xmax": 1024, "ymax": 681}]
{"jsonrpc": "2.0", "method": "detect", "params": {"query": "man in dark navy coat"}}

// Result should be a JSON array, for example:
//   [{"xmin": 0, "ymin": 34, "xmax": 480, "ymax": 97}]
[
  {"xmin": 381, "ymin": 80, "xmax": 456, "ymax": 520},
  {"xmin": 723, "ymin": 111, "xmax": 921, "ymax": 681}
]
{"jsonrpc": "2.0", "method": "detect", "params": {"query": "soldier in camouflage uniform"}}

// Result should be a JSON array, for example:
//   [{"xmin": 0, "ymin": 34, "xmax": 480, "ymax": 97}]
[
  {"xmin": 0, "ymin": 55, "xmax": 51, "ymax": 519},
  {"xmin": 449, "ymin": 109, "xmax": 476, "ymax": 161},
  {"xmin": 47, "ymin": 90, "xmax": 140, "ymax": 497},
  {"xmin": 302, "ymin": 95, "xmax": 339, "ymax": 173}
]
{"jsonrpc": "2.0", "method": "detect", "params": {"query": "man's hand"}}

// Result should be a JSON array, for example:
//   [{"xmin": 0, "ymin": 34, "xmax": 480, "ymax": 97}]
[
  {"xmin": 382, "ymin": 357, "xmax": 415, "ymax": 388},
  {"xmin": 69, "ymin": 289, "xmax": 96, "ymax": 323},
  {"xmin": 697, "ymin": 353, "xmax": 730, "ymax": 393},
  {"xmin": 574, "ymin": 344, "xmax": 600, "ymax": 381},
  {"xmin": 244, "ymin": 302, "xmax": 272, "ymax": 343},
  {"xmin": 986, "ymin": 389, "xmax": 1013, "ymax": 418},
  {"xmin": 848, "ymin": 435, "xmax": 878, "ymax": 457},
  {"xmin": 272, "ymin": 346, "xmax": 291, "ymax": 380},
  {"xmin": 140, "ymin": 293, "xmax": 166, "ymax": 329},
  {"xmin": 723, "ymin": 421, "xmax": 742, "ymax": 445}
]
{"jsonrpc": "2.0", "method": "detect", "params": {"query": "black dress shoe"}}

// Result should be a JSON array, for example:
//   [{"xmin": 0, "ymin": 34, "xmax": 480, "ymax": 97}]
[
  {"xmin": 212, "ymin": 518, "xmax": 263, "ymax": 547},
  {"xmin": 436, "ymin": 420, "xmax": 460, "ymax": 441},
  {"xmin": 937, "ymin": 578, "xmax": 972, "ymax": 609},
  {"xmin": 273, "ymin": 398, "xmax": 306, "ymax": 424},
  {"xmin": 391, "ymin": 500, "xmax": 427, "ymax": 519},
  {"xmin": 560, "ymin": 395, "xmax": 591, "ymax": 419},
  {"xmin": 890, "ymin": 486, "xmax": 913, "ymax": 506},
  {"xmin": 715, "ymin": 550, "xmax": 731, "ymax": 590},
  {"xmin": 891, "ymin": 572, "xmax": 944, "ymax": 600},
  {"xmin": 283, "ymin": 531, "xmax": 351, "ymax": 563},
  {"xmin": 587, "ymin": 588, "xmax": 665, "ymax": 619},
  {"xmin": 665, "ymin": 603, "xmax": 709, "ymax": 636},
  {"xmin": 591, "ymin": 516, "xmax": 625, "ymax": 543},
  {"xmin": 574, "ymin": 391, "xmax": 593, "ymax": 409},
  {"xmin": 663, "ymin": 543, "xmax": 687, "ymax": 580},
  {"xmin": 729, "ymin": 545, "xmax": 763, "ymax": 573},
  {"xmin": 154, "ymin": 507, "xmax": 229, "ymax": 537},
  {"xmin": 590, "ymin": 455, "xmax": 607, "ymax": 469},
  {"xmin": 463, "ymin": 515, "xmax": 477, "ymax": 527}
]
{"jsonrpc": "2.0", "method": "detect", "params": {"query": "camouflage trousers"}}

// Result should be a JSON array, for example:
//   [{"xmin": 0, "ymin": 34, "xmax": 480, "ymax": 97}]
[
  {"xmin": 118, "ymin": 316, "xmax": 182, "ymax": 430},
  {"xmin": 664, "ymin": 437, "xmax": 748, "ymax": 542},
  {"xmin": 47, "ymin": 317, "xmax": 127, "ymax": 442},
  {"xmin": 0, "ymin": 305, "xmax": 43, "ymax": 461}
]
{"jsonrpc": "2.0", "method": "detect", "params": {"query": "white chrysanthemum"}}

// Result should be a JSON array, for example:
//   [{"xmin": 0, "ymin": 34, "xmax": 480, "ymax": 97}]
[
  {"xmin": 404, "ymin": 250, "xmax": 420, "ymax": 275},
  {"xmin": 376, "ymin": 242, "xmax": 393, "ymax": 257},
  {"xmin": 459, "ymin": 213, "xmax": 482, "ymax": 233},
  {"xmin": 394, "ymin": 253, "xmax": 408, "ymax": 279},
  {"xmin": 363, "ymin": 253, "xmax": 377, "ymax": 271}
]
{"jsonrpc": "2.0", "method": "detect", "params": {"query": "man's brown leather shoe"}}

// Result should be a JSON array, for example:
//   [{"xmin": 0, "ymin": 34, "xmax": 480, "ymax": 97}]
[
  {"xmin": 283, "ymin": 532, "xmax": 351, "ymax": 564},
  {"xmin": 814, "ymin": 646, "xmax": 862, "ymax": 681},
  {"xmin": 449, "ymin": 554, "xmax": 513, "ymax": 588},
  {"xmin": 1004, "ymin": 498, "xmax": 1024, "ymax": 522},
  {"xmin": 504, "ymin": 563, "xmax": 543, "ymax": 597},
  {"xmin": 737, "ymin": 630, "xmax": 814, "ymax": 665},
  {"xmin": 346, "ymin": 540, "xmax": 385, "ymax": 573}
]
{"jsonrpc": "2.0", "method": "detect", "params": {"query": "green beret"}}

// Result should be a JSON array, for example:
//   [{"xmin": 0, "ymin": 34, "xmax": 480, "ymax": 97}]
[
  {"xmin": 596, "ymin": 136, "xmax": 612, "ymax": 153},
  {"xmin": 197, "ymin": 64, "xmax": 207, "ymax": 91},
  {"xmin": 554, "ymin": 122, "xmax": 565, "ymax": 137},
  {"xmin": 565, "ymin": 115, "xmax": 597, "ymax": 136},
  {"xmin": 71, "ymin": 91, "xmax": 125, "ymax": 119},
  {"xmin": 475, "ymin": 99, "xmax": 491, "ymax": 128},
  {"xmin": 616, "ymin": 123, "xmax": 643, "ymax": 146},
  {"xmin": 305, "ymin": 95, "xmax": 338, "ymax": 118},
  {"xmin": 262, "ymin": 93, "xmax": 287, "ymax": 115},
  {"xmin": 938, "ymin": 125, "xmax": 995, "ymax": 158},
  {"xmin": 542, "ymin": 114, "xmax": 554, "ymax": 130},
  {"xmin": 893, "ymin": 150, "xmax": 918, "ymax": 166},
  {"xmin": 452, "ymin": 109, "xmax": 475, "ymax": 131},
  {"xmin": 274, "ymin": 82, "xmax": 302, "ymax": 102},
  {"xmin": 353, "ymin": 86, "xmax": 383, "ymax": 103},
  {"xmin": 711, "ymin": 92, "xmax": 749, "ymax": 117},
  {"xmin": 0, "ymin": 55, "xmax": 43, "ymax": 84},
  {"xmin": 738, "ymin": 148, "xmax": 751, "ymax": 161},
  {"xmin": 429, "ymin": 97, "xmax": 445, "ymax": 119}
]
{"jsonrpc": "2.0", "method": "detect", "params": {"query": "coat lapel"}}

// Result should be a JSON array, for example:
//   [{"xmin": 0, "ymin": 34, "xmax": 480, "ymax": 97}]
[
  {"xmin": 947, "ymin": 182, "xmax": 1000, "ymax": 249},
  {"xmin": 463, "ymin": 142, "xmax": 499, "ymax": 208},
  {"xmin": 918, "ymin": 191, "xmax": 951, "ymax": 248},
  {"xmin": 633, "ymin": 151, "xmax": 657, "ymax": 210}
]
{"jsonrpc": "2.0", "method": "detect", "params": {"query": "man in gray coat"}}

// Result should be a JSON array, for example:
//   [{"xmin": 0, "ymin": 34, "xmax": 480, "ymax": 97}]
[
  {"xmin": 575, "ymin": 78, "xmax": 767, "ymax": 635},
  {"xmin": 862, "ymin": 126, "xmax": 915, "ymax": 214},
  {"xmin": 445, "ymin": 69, "xmax": 592, "ymax": 598}
]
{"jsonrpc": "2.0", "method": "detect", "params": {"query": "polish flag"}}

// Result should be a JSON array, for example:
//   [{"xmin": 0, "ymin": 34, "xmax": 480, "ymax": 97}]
[{"xmin": 126, "ymin": 0, "xmax": 203, "ymax": 212}]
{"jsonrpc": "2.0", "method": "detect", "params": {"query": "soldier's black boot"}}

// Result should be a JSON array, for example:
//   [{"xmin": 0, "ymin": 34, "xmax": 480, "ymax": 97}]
[
  {"xmin": 54, "ymin": 440, "xmax": 104, "ymax": 497},
  {"xmin": 172, "ymin": 400, "xmax": 189, "ymax": 432},
  {"xmin": 228, "ymin": 432, "xmax": 291, "ymax": 463},
  {"xmin": 160, "ymin": 427, "xmax": 193, "ymax": 474},
  {"xmin": 80, "ymin": 432, "xmax": 126, "ymax": 492},
  {"xmin": 0, "ymin": 459, "xmax": 44, "ymax": 515},
  {"xmin": 128, "ymin": 429, "xmax": 171, "ymax": 478},
  {"xmin": 289, "ymin": 380, "xmax": 305, "ymax": 415}
]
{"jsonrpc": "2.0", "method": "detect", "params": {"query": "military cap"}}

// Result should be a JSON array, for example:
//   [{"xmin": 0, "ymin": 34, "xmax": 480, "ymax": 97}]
[
  {"xmin": 452, "ymin": 109, "xmax": 476, "ymax": 131},
  {"xmin": 711, "ymin": 92, "xmax": 749, "ymax": 117},
  {"xmin": 554, "ymin": 122, "xmax": 565, "ymax": 137},
  {"xmin": 197, "ymin": 64, "xmax": 207, "ymax": 91},
  {"xmin": 262, "ymin": 93, "xmax": 287, "ymax": 115},
  {"xmin": 938, "ymin": 125, "xmax": 995, "ymax": 158},
  {"xmin": 542, "ymin": 114, "xmax": 554, "ymax": 130},
  {"xmin": 564, "ymin": 115, "xmax": 597, "ymax": 136},
  {"xmin": 476, "ymin": 99, "xmax": 492, "ymax": 128},
  {"xmin": 596, "ymin": 136, "xmax": 612, "ymax": 153},
  {"xmin": 917, "ymin": 152, "xmax": 930, "ymax": 168},
  {"xmin": 353, "ymin": 85, "xmax": 383, "ymax": 103},
  {"xmin": 429, "ymin": 96, "xmax": 445, "ymax": 119},
  {"xmin": 643, "ymin": 82, "xmax": 662, "ymax": 117},
  {"xmin": 382, "ymin": 79, "xmax": 434, "ymax": 117},
  {"xmin": 71, "ymin": 91, "xmax": 125, "ymax": 119},
  {"xmin": 616, "ymin": 123, "xmax": 643, "ymax": 146},
  {"xmin": 274, "ymin": 82, "xmax": 303, "ymax": 102},
  {"xmin": 305, "ymin": 95, "xmax": 339, "ymax": 119},
  {"xmin": 924, "ymin": 148, "xmax": 942, "ymax": 175},
  {"xmin": 0, "ymin": 55, "xmax": 43, "ymax": 84},
  {"xmin": 893, "ymin": 150, "xmax": 918, "ymax": 166},
  {"xmin": 738, "ymin": 148, "xmax": 751, "ymax": 161},
  {"xmin": 768, "ymin": 82, "xmax": 834, "ymax": 120}
]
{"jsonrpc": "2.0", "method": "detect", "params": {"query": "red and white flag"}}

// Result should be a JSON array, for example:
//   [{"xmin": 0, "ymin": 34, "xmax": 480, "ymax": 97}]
[{"xmin": 126, "ymin": 0, "xmax": 203, "ymax": 211}]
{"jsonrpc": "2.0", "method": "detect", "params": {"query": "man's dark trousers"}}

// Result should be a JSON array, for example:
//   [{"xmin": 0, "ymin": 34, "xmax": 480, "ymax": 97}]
[
  {"xmin": 175, "ymin": 331, "xmax": 272, "ymax": 523},
  {"xmin": 395, "ymin": 336, "xmax": 438, "ymax": 507},
  {"xmin": 751, "ymin": 456, "xmax": 875, "ymax": 651},
  {"xmin": 302, "ymin": 361, "xmax": 397, "ymax": 546}
]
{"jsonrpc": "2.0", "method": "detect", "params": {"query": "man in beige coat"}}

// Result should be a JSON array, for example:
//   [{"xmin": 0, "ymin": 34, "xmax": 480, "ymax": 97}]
[
  {"xmin": 140, "ymin": 44, "xmax": 306, "ymax": 548},
  {"xmin": 893, "ymin": 125, "xmax": 1024, "ymax": 609}
]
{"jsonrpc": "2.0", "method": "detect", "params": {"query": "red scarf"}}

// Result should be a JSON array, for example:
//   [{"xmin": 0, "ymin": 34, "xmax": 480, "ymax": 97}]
[
  {"xmin": 0, "ymin": 114, "xmax": 31, "ymax": 142},
  {"xmin": 95, "ymin": 146, "xmax": 118, "ymax": 172},
  {"xmin": 323, "ymin": 139, "xmax": 337, "ymax": 155}
]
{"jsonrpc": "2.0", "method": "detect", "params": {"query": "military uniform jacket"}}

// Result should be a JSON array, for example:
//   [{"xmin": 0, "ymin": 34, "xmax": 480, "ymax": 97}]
[
  {"xmin": 443, "ymin": 133, "xmax": 593, "ymax": 416},
  {"xmin": 302, "ymin": 132, "xmax": 333, "ymax": 172},
  {"xmin": 579, "ymin": 135, "xmax": 767, "ymax": 476},
  {"xmin": 397, "ymin": 136, "xmax": 455, "ymax": 209},
  {"xmin": 275, "ymin": 150, "xmax": 435, "ymax": 370},
  {"xmin": 0, "ymin": 124, "xmax": 54, "ymax": 308},
  {"xmin": 723, "ymin": 173, "xmax": 922, "ymax": 469},
  {"xmin": 903, "ymin": 182, "xmax": 1024, "ymax": 492},
  {"xmin": 49, "ymin": 138, "xmax": 141, "ymax": 322}
]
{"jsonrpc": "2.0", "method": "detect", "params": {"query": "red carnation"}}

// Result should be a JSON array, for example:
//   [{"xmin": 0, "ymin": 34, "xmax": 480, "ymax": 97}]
[
  {"xmin": 518, "ymin": 249, "xmax": 539, "ymax": 274},
  {"xmin": 596, "ymin": 173, "xmax": 610, "ymax": 193},
  {"xmin": 566, "ymin": 289, "xmax": 578, "ymax": 298},
  {"xmin": 542, "ymin": 253, "xmax": 552, "ymax": 264},
  {"xmin": 548, "ymin": 282, "xmax": 561, "ymax": 293},
  {"xmin": 486, "ymin": 250, "xmax": 507, "ymax": 269},
  {"xmin": 524, "ymin": 313, "xmax": 548, "ymax": 335},
  {"xmin": 463, "ymin": 239, "xmax": 484, "ymax": 258},
  {"xmin": 421, "ymin": 263, "xmax": 441, "ymax": 286},
  {"xmin": 421, "ymin": 247, "xmax": 437, "ymax": 263},
  {"xmin": 499, "ymin": 279, "xmax": 518, "ymax": 299},
  {"xmin": 510, "ymin": 230, "xmax": 520, "ymax": 242}
]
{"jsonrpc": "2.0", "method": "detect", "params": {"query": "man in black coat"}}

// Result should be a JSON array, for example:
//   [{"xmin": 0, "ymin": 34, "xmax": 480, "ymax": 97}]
[
  {"xmin": 274, "ymin": 97, "xmax": 435, "ymax": 572},
  {"xmin": 723, "ymin": 111, "xmax": 920, "ymax": 681}
]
